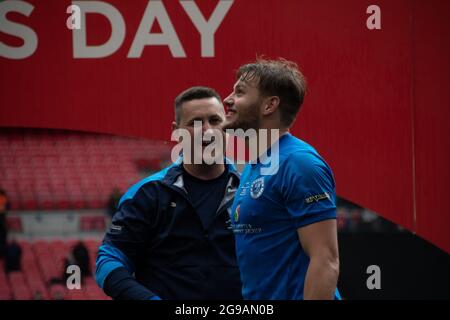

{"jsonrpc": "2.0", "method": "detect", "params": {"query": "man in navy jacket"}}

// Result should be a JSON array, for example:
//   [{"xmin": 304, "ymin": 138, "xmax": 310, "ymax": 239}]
[{"xmin": 95, "ymin": 87, "xmax": 242, "ymax": 300}]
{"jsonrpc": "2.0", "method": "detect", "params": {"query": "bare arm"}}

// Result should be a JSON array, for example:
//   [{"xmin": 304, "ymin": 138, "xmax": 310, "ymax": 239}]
[{"xmin": 298, "ymin": 219, "xmax": 339, "ymax": 300}]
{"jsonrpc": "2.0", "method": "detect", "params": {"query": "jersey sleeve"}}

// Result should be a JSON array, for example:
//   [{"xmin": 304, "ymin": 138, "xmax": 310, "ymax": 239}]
[{"xmin": 277, "ymin": 151, "xmax": 337, "ymax": 228}]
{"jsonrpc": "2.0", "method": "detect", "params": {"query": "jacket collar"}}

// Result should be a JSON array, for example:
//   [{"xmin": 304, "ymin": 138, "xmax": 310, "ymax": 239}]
[{"xmin": 162, "ymin": 157, "xmax": 240, "ymax": 192}]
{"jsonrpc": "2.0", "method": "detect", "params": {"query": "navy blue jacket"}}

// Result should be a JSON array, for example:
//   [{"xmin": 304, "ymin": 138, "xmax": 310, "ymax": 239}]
[{"xmin": 96, "ymin": 159, "xmax": 242, "ymax": 300}]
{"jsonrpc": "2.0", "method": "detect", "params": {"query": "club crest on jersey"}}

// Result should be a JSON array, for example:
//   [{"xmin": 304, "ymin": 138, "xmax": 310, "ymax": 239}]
[
  {"xmin": 233, "ymin": 204, "xmax": 241, "ymax": 223},
  {"xmin": 250, "ymin": 177, "xmax": 265, "ymax": 199}
]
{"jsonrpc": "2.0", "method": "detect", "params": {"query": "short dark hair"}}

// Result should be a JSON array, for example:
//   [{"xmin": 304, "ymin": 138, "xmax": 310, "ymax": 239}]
[
  {"xmin": 174, "ymin": 86, "xmax": 222, "ymax": 124},
  {"xmin": 237, "ymin": 57, "xmax": 307, "ymax": 127}
]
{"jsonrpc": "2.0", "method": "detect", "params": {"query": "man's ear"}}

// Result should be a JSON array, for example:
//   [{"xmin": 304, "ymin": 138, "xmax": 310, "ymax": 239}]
[
  {"xmin": 171, "ymin": 121, "xmax": 178, "ymax": 132},
  {"xmin": 262, "ymin": 96, "xmax": 280, "ymax": 116}
]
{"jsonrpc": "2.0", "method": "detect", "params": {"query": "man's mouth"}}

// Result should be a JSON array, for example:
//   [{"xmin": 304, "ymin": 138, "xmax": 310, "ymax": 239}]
[
  {"xmin": 226, "ymin": 107, "xmax": 237, "ymax": 118},
  {"xmin": 202, "ymin": 136, "xmax": 215, "ymax": 146}
]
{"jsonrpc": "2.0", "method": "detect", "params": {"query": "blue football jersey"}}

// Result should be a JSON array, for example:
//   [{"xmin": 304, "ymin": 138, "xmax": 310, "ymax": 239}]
[{"xmin": 230, "ymin": 133, "xmax": 341, "ymax": 300}]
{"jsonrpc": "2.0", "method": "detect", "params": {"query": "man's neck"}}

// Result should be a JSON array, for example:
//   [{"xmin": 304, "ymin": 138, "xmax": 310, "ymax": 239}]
[
  {"xmin": 246, "ymin": 126, "xmax": 289, "ymax": 162},
  {"xmin": 182, "ymin": 162, "xmax": 226, "ymax": 180}
]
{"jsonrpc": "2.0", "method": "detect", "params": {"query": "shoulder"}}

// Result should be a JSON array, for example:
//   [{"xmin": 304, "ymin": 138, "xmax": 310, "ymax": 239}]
[
  {"xmin": 276, "ymin": 137, "xmax": 334, "ymax": 186},
  {"xmin": 281, "ymin": 143, "xmax": 331, "ymax": 176},
  {"xmin": 285, "ymin": 150, "xmax": 330, "ymax": 173},
  {"xmin": 118, "ymin": 163, "xmax": 177, "ymax": 207}
]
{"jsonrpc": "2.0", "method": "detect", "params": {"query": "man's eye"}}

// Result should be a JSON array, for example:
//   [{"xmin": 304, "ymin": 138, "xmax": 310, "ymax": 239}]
[{"xmin": 189, "ymin": 120, "xmax": 202, "ymax": 126}]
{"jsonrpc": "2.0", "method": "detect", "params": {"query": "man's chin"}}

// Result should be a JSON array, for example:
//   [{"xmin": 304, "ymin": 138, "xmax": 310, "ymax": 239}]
[
  {"xmin": 223, "ymin": 121, "xmax": 259, "ymax": 133},
  {"xmin": 222, "ymin": 120, "xmax": 236, "ymax": 131},
  {"xmin": 222, "ymin": 119, "xmax": 245, "ymax": 131}
]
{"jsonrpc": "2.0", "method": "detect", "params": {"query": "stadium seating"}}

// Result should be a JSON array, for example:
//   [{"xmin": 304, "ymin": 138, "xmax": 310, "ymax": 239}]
[
  {"xmin": 0, "ymin": 128, "xmax": 171, "ymax": 210},
  {"xmin": 0, "ymin": 239, "xmax": 110, "ymax": 300}
]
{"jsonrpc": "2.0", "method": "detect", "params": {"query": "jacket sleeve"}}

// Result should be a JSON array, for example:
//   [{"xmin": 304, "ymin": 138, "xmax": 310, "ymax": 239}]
[{"xmin": 95, "ymin": 184, "xmax": 161, "ymax": 299}]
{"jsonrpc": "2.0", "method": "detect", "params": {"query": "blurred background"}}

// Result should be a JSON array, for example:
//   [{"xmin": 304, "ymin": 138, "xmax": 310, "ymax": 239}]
[
  {"xmin": 0, "ymin": 127, "xmax": 448, "ymax": 300},
  {"xmin": 0, "ymin": 127, "xmax": 173, "ymax": 300}
]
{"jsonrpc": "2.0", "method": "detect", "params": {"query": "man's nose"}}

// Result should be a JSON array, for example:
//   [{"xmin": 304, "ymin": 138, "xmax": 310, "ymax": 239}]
[
  {"xmin": 202, "ymin": 121, "xmax": 212, "ymax": 132},
  {"xmin": 223, "ymin": 95, "xmax": 233, "ymax": 106}
]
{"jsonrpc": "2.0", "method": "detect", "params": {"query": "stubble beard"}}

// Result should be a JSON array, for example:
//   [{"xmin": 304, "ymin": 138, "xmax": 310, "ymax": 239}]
[{"xmin": 222, "ymin": 102, "xmax": 262, "ymax": 132}]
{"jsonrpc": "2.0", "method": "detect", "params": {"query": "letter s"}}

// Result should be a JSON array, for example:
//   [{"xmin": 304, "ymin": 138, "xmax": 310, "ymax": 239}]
[{"xmin": 0, "ymin": 0, "xmax": 38, "ymax": 59}]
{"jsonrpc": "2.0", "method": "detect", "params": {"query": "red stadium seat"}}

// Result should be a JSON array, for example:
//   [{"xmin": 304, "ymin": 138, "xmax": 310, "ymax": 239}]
[
  {"xmin": 6, "ymin": 216, "xmax": 22, "ymax": 232},
  {"xmin": 49, "ymin": 284, "xmax": 66, "ymax": 300},
  {"xmin": 1, "ymin": 128, "xmax": 171, "ymax": 211},
  {"xmin": 23, "ymin": 199, "xmax": 38, "ymax": 210}
]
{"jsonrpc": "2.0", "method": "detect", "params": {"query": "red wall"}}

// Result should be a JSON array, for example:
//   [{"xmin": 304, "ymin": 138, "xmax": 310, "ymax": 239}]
[
  {"xmin": 413, "ymin": 0, "xmax": 450, "ymax": 255},
  {"xmin": 0, "ymin": 0, "xmax": 449, "ymax": 253}
]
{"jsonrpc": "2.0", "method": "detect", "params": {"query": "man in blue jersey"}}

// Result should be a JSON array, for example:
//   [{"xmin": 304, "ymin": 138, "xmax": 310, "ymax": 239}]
[
  {"xmin": 222, "ymin": 58, "xmax": 340, "ymax": 300},
  {"xmin": 95, "ymin": 86, "xmax": 242, "ymax": 300}
]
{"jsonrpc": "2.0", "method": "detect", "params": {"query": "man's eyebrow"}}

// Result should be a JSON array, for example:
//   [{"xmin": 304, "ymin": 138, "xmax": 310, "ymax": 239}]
[
  {"xmin": 234, "ymin": 82, "xmax": 247, "ymax": 90},
  {"xmin": 186, "ymin": 117, "xmax": 202, "ymax": 123}
]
